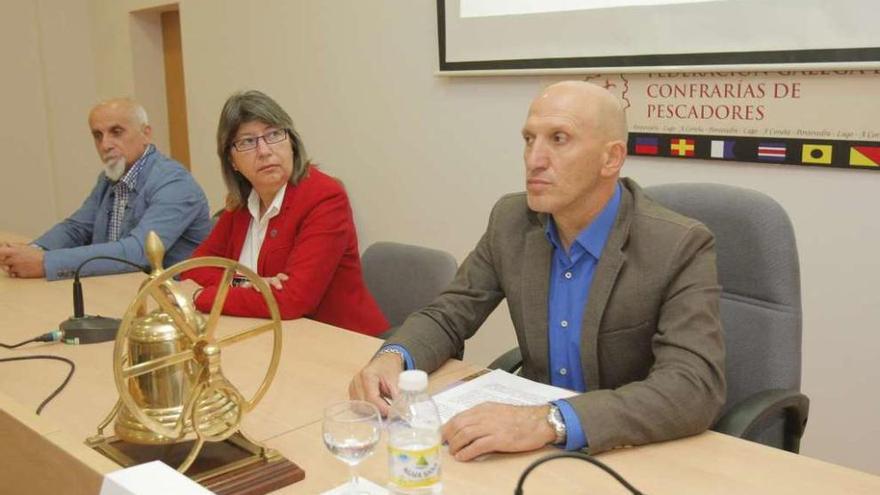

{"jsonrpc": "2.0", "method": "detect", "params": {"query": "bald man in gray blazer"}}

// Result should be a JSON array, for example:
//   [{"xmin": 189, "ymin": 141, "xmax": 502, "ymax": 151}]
[{"xmin": 350, "ymin": 81, "xmax": 725, "ymax": 459}]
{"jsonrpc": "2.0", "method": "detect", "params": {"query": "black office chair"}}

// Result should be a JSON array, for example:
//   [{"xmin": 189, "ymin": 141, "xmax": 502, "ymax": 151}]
[
  {"xmin": 361, "ymin": 242, "xmax": 458, "ymax": 339},
  {"xmin": 490, "ymin": 183, "xmax": 808, "ymax": 453}
]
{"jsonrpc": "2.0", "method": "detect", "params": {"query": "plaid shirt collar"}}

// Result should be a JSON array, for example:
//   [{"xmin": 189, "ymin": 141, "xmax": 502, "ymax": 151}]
[
  {"xmin": 107, "ymin": 144, "xmax": 154, "ymax": 242},
  {"xmin": 114, "ymin": 144, "xmax": 155, "ymax": 192}
]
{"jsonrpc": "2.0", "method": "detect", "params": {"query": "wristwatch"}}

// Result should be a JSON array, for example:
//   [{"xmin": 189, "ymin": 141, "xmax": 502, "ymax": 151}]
[
  {"xmin": 375, "ymin": 346, "xmax": 406, "ymax": 368},
  {"xmin": 546, "ymin": 404, "xmax": 567, "ymax": 445}
]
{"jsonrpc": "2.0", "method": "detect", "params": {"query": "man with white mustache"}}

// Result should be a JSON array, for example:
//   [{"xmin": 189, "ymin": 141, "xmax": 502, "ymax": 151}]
[{"xmin": 0, "ymin": 98, "xmax": 211, "ymax": 280}]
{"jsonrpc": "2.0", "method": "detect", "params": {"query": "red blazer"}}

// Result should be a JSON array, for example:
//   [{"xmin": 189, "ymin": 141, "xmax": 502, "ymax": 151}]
[{"xmin": 181, "ymin": 167, "xmax": 389, "ymax": 336}]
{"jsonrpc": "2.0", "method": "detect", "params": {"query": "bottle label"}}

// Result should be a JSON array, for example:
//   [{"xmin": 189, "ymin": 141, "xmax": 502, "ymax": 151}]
[{"xmin": 388, "ymin": 443, "xmax": 441, "ymax": 488}]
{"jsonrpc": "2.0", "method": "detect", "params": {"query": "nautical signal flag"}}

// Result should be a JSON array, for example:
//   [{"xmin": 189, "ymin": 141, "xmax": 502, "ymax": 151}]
[
  {"xmin": 710, "ymin": 140, "xmax": 735, "ymax": 159},
  {"xmin": 757, "ymin": 143, "xmax": 786, "ymax": 162},
  {"xmin": 634, "ymin": 137, "xmax": 659, "ymax": 155},
  {"xmin": 801, "ymin": 144, "xmax": 832, "ymax": 165},
  {"xmin": 670, "ymin": 138, "xmax": 695, "ymax": 157},
  {"xmin": 850, "ymin": 145, "xmax": 880, "ymax": 166}
]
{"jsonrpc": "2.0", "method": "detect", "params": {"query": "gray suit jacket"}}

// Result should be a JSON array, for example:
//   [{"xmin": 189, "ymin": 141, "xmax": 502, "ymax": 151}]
[{"xmin": 387, "ymin": 177, "xmax": 726, "ymax": 453}]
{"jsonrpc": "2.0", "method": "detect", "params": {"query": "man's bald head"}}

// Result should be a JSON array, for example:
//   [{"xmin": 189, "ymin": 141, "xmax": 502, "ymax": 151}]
[
  {"xmin": 530, "ymin": 81, "xmax": 628, "ymax": 143},
  {"xmin": 88, "ymin": 98, "xmax": 152, "ymax": 180},
  {"xmin": 521, "ymin": 80, "xmax": 628, "ymax": 231},
  {"xmin": 89, "ymin": 98, "xmax": 149, "ymax": 130}
]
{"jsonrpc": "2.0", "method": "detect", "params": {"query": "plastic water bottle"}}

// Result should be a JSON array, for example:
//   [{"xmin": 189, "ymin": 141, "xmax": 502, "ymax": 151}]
[{"xmin": 387, "ymin": 370, "xmax": 443, "ymax": 494}]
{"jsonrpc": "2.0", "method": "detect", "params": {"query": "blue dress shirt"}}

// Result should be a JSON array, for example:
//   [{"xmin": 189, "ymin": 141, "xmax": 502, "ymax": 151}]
[{"xmin": 548, "ymin": 183, "xmax": 621, "ymax": 450}]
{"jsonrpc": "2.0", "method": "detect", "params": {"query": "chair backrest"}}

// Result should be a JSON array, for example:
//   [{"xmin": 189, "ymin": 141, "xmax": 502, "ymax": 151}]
[
  {"xmin": 361, "ymin": 241, "xmax": 459, "ymax": 328},
  {"xmin": 643, "ymin": 183, "xmax": 803, "ymax": 421}
]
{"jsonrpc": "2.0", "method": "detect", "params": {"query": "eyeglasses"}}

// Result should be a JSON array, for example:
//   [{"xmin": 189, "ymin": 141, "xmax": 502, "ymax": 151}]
[{"xmin": 231, "ymin": 128, "xmax": 289, "ymax": 152}]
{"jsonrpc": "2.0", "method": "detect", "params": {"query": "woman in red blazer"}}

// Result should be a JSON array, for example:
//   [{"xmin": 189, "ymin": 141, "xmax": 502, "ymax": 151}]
[{"xmin": 181, "ymin": 90, "xmax": 388, "ymax": 336}]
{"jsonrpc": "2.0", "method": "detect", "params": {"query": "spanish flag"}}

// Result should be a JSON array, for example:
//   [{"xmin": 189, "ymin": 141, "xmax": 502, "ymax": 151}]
[{"xmin": 801, "ymin": 144, "xmax": 832, "ymax": 165}]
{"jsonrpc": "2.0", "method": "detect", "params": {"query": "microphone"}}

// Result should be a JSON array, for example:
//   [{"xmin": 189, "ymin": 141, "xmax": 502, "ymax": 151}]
[
  {"xmin": 59, "ymin": 256, "xmax": 150, "ymax": 344},
  {"xmin": 514, "ymin": 452, "xmax": 645, "ymax": 495}
]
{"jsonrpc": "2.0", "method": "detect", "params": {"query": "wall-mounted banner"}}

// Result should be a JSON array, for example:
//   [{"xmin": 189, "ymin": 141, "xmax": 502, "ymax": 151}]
[{"xmin": 587, "ymin": 71, "xmax": 880, "ymax": 170}]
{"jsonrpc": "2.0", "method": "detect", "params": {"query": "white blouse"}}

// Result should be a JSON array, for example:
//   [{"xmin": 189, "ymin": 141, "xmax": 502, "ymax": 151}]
[{"xmin": 238, "ymin": 184, "xmax": 287, "ymax": 272}]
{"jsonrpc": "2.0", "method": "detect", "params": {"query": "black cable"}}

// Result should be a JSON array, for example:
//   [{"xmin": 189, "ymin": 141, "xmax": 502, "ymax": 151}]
[
  {"xmin": 1, "ymin": 337, "xmax": 39, "ymax": 349},
  {"xmin": 73, "ymin": 256, "xmax": 149, "ymax": 317},
  {"xmin": 0, "ymin": 257, "xmax": 141, "ymax": 412},
  {"xmin": 74, "ymin": 255, "xmax": 149, "ymax": 276},
  {"xmin": 514, "ymin": 451, "xmax": 646, "ymax": 495},
  {"xmin": 0, "ymin": 355, "xmax": 75, "ymax": 414},
  {"xmin": 0, "ymin": 331, "xmax": 62, "ymax": 349}
]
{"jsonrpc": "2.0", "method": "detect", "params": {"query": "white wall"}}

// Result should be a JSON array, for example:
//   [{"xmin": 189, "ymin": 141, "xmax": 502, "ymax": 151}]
[
  {"xmin": 0, "ymin": 0, "xmax": 100, "ymax": 237},
  {"xmin": 0, "ymin": 0, "xmax": 175, "ymax": 239},
  {"xmin": 3, "ymin": 0, "xmax": 878, "ymax": 476}
]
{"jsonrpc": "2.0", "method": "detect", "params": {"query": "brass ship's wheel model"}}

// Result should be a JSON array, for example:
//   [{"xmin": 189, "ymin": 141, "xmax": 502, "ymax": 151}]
[{"xmin": 88, "ymin": 232, "xmax": 284, "ymax": 480}]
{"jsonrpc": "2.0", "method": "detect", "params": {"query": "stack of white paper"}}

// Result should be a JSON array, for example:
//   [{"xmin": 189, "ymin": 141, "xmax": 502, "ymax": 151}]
[
  {"xmin": 100, "ymin": 461, "xmax": 214, "ymax": 495},
  {"xmin": 432, "ymin": 369, "xmax": 577, "ymax": 423}
]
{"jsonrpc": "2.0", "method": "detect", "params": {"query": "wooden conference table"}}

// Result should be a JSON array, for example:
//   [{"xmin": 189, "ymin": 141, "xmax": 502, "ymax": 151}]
[{"xmin": 1, "ymin": 231, "xmax": 880, "ymax": 494}]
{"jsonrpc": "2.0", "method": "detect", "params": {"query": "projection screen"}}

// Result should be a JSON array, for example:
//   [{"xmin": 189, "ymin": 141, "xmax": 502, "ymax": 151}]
[{"xmin": 437, "ymin": 0, "xmax": 880, "ymax": 73}]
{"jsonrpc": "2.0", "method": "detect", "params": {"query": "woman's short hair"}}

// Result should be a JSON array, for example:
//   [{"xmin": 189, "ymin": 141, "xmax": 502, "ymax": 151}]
[{"xmin": 217, "ymin": 90, "xmax": 310, "ymax": 210}]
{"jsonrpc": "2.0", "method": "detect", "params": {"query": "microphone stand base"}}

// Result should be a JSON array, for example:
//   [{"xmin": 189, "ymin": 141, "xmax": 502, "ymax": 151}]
[{"xmin": 59, "ymin": 315, "xmax": 121, "ymax": 344}]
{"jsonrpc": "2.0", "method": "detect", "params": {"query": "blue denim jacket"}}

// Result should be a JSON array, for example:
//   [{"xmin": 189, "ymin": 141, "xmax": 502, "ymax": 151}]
[{"xmin": 34, "ymin": 149, "xmax": 212, "ymax": 280}]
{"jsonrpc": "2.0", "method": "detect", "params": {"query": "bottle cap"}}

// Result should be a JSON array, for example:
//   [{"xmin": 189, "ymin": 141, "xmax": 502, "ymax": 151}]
[{"xmin": 398, "ymin": 370, "xmax": 428, "ymax": 392}]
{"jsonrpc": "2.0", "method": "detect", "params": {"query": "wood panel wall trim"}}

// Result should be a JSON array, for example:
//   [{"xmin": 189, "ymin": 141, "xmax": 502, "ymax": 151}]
[{"xmin": 161, "ymin": 10, "xmax": 191, "ymax": 170}]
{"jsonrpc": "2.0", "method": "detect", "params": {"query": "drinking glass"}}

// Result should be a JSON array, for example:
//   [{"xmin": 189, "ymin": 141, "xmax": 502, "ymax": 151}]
[{"xmin": 322, "ymin": 400, "xmax": 382, "ymax": 494}]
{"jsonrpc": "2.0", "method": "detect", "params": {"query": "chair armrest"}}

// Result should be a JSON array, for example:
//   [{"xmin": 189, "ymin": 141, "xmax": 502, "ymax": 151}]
[
  {"xmin": 713, "ymin": 388, "xmax": 809, "ymax": 453},
  {"xmin": 488, "ymin": 347, "xmax": 523, "ymax": 373}
]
